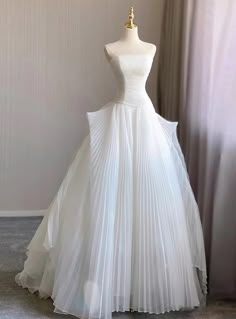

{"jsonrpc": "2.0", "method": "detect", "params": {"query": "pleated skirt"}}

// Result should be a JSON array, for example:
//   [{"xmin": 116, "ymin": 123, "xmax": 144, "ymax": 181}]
[{"xmin": 15, "ymin": 100, "xmax": 207, "ymax": 319}]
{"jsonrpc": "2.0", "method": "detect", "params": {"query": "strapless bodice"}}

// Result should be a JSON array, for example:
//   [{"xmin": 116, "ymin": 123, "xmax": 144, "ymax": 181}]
[{"xmin": 109, "ymin": 55, "xmax": 153, "ymax": 106}]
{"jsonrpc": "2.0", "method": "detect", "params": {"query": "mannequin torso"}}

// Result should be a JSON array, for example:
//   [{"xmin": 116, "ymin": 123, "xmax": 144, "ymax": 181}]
[{"xmin": 104, "ymin": 26, "xmax": 156, "ymax": 61}]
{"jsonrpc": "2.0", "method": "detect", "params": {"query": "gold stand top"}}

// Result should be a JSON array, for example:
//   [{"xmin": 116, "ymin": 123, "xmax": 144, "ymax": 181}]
[{"xmin": 124, "ymin": 6, "xmax": 137, "ymax": 29}]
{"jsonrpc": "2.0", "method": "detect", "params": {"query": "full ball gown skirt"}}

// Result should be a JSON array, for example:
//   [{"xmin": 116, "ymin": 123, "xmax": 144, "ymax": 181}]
[{"xmin": 15, "ymin": 54, "xmax": 207, "ymax": 319}]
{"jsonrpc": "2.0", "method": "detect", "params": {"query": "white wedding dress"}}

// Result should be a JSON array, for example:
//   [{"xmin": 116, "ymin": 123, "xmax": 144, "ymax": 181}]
[{"xmin": 16, "ymin": 53, "xmax": 207, "ymax": 318}]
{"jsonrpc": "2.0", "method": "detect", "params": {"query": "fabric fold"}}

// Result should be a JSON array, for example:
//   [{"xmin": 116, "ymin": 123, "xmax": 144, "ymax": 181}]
[{"xmin": 16, "ymin": 101, "xmax": 207, "ymax": 319}]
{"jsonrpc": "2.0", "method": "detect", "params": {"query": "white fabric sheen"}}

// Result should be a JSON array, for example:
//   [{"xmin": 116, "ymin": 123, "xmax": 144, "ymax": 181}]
[{"xmin": 15, "ymin": 54, "xmax": 207, "ymax": 318}]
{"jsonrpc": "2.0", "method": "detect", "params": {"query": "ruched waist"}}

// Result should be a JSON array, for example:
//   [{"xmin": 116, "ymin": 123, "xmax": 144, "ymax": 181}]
[
  {"xmin": 112, "ymin": 94, "xmax": 152, "ymax": 108},
  {"xmin": 111, "ymin": 84, "xmax": 153, "ymax": 107}
]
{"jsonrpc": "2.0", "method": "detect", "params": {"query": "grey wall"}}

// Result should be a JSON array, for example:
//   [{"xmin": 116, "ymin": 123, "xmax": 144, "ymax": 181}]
[{"xmin": 0, "ymin": 0, "xmax": 164, "ymax": 211}]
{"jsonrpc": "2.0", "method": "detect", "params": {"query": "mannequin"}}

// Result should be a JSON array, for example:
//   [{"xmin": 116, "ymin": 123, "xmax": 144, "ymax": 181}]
[
  {"xmin": 15, "ymin": 7, "xmax": 207, "ymax": 318},
  {"xmin": 104, "ymin": 7, "xmax": 156, "ymax": 60}
]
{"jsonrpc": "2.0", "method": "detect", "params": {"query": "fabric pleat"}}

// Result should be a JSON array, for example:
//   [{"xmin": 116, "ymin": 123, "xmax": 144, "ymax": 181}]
[
  {"xmin": 15, "ymin": 54, "xmax": 207, "ymax": 319},
  {"xmin": 15, "ymin": 101, "xmax": 207, "ymax": 319}
]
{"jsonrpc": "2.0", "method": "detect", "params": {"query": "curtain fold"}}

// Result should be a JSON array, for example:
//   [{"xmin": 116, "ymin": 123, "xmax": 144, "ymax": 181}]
[{"xmin": 158, "ymin": 0, "xmax": 236, "ymax": 298}]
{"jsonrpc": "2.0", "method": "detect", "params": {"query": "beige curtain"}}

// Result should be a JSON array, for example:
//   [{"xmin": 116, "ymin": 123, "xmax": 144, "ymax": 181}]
[{"xmin": 158, "ymin": 0, "xmax": 236, "ymax": 298}]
